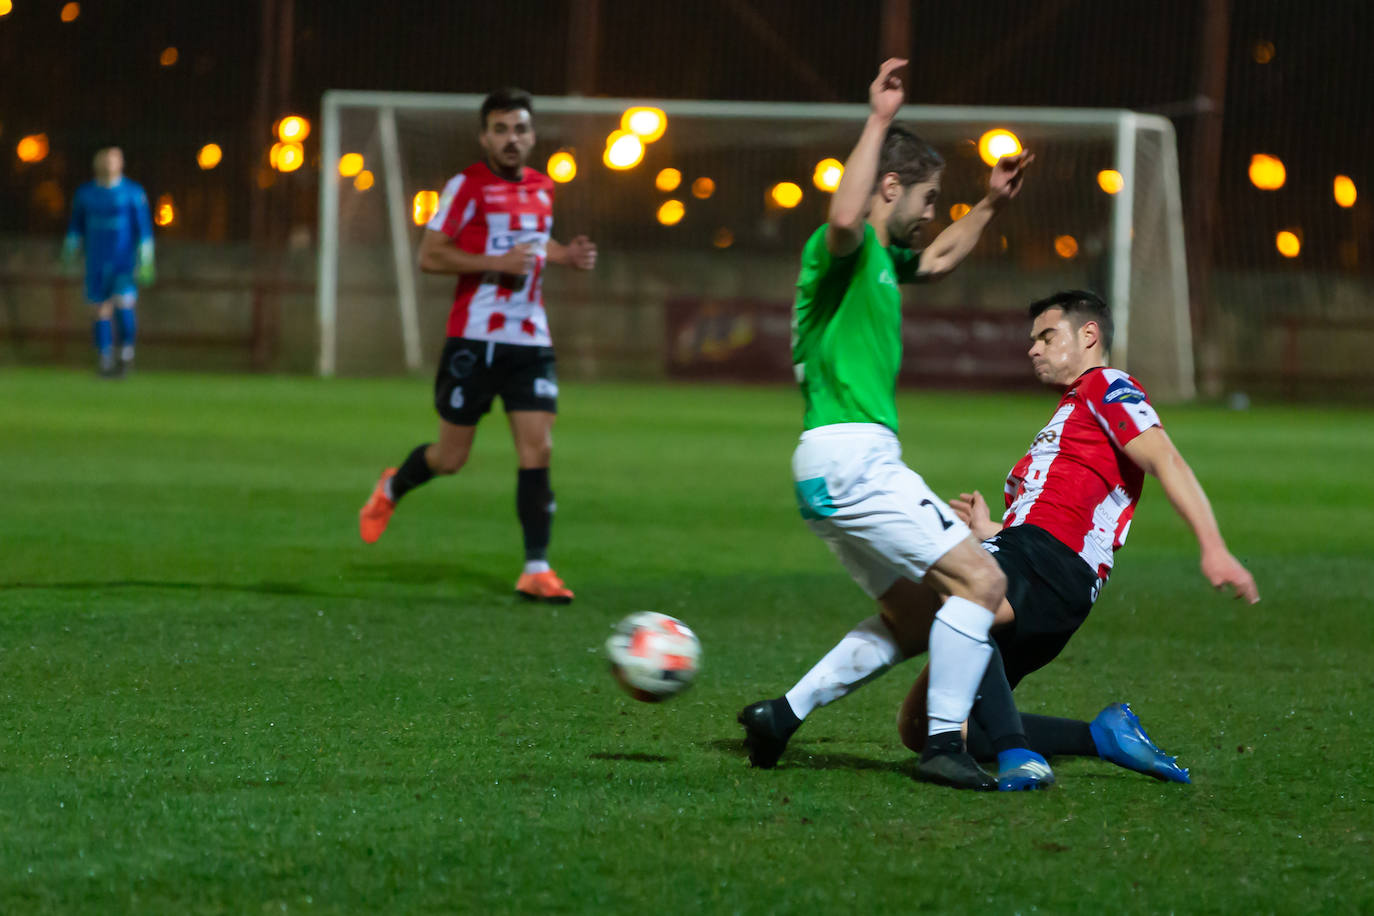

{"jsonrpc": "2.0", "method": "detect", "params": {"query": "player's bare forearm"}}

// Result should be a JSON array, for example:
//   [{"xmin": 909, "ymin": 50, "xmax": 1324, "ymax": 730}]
[
  {"xmin": 417, "ymin": 230, "xmax": 501, "ymax": 276},
  {"xmin": 546, "ymin": 236, "xmax": 597, "ymax": 270},
  {"xmin": 827, "ymin": 114, "xmax": 890, "ymax": 252},
  {"xmin": 1125, "ymin": 428, "xmax": 1258, "ymax": 601},
  {"xmin": 917, "ymin": 195, "xmax": 1002, "ymax": 279}
]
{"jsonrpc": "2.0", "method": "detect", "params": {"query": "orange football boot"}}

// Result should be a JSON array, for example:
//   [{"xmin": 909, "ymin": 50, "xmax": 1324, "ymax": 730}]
[
  {"xmin": 358, "ymin": 468, "xmax": 397, "ymax": 544},
  {"xmin": 515, "ymin": 569, "xmax": 574, "ymax": 604}
]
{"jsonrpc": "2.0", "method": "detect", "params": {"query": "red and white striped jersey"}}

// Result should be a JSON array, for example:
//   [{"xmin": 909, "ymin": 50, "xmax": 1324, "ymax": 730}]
[
  {"xmin": 428, "ymin": 162, "xmax": 555, "ymax": 346},
  {"xmin": 1002, "ymin": 367, "xmax": 1162, "ymax": 580}
]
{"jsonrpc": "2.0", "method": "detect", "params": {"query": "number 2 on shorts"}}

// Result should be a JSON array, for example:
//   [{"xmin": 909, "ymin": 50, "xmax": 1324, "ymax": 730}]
[{"xmin": 919, "ymin": 498, "xmax": 954, "ymax": 531}]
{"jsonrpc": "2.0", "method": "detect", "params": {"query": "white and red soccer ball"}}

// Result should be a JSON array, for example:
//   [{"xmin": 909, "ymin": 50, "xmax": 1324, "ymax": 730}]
[{"xmin": 605, "ymin": 612, "xmax": 702, "ymax": 702}]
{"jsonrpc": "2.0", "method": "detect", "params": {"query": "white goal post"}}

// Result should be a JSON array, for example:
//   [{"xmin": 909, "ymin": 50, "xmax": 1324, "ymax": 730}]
[{"xmin": 317, "ymin": 91, "xmax": 1193, "ymax": 399}]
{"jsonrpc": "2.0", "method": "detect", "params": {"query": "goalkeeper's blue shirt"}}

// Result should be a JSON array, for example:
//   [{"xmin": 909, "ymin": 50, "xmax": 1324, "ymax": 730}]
[{"xmin": 66, "ymin": 178, "xmax": 154, "ymax": 272}]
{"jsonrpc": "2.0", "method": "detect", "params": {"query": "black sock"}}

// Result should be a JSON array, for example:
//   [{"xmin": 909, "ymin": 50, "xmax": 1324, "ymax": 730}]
[
  {"xmin": 516, "ymin": 467, "xmax": 554, "ymax": 562},
  {"xmin": 924, "ymin": 730, "xmax": 965, "ymax": 756},
  {"xmin": 389, "ymin": 444, "xmax": 435, "ymax": 502},
  {"xmin": 970, "ymin": 642, "xmax": 1030, "ymax": 755},
  {"xmin": 1022, "ymin": 714, "xmax": 1098, "ymax": 757},
  {"xmin": 965, "ymin": 719, "xmax": 996, "ymax": 762}
]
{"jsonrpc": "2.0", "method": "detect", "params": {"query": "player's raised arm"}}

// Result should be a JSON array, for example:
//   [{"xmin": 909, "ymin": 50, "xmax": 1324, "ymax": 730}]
[
  {"xmin": 917, "ymin": 150, "xmax": 1034, "ymax": 280},
  {"xmin": 826, "ymin": 58, "xmax": 907, "ymax": 258},
  {"xmin": 1123, "ymin": 426, "xmax": 1260, "ymax": 603},
  {"xmin": 546, "ymin": 236, "xmax": 597, "ymax": 270}
]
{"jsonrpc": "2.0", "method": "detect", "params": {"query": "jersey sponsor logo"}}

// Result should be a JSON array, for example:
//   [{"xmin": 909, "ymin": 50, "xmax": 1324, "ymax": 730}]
[
  {"xmin": 1102, "ymin": 377, "xmax": 1146, "ymax": 404},
  {"xmin": 1032, "ymin": 428, "xmax": 1058, "ymax": 446},
  {"xmin": 449, "ymin": 348, "xmax": 478, "ymax": 379},
  {"xmin": 878, "ymin": 268, "xmax": 897, "ymax": 288},
  {"xmin": 534, "ymin": 378, "xmax": 558, "ymax": 399}
]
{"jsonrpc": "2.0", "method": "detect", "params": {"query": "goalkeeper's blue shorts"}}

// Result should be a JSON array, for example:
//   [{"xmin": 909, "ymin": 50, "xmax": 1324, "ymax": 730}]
[{"xmin": 85, "ymin": 262, "xmax": 137, "ymax": 305}]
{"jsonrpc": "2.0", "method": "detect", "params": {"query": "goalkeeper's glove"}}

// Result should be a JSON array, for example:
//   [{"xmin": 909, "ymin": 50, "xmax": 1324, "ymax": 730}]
[
  {"xmin": 136, "ymin": 240, "xmax": 156, "ymax": 286},
  {"xmin": 59, "ymin": 234, "xmax": 81, "ymax": 272}
]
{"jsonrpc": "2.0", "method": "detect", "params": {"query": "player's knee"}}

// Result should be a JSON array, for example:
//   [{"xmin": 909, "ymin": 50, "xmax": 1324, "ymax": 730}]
[{"xmin": 520, "ymin": 439, "xmax": 552, "ymax": 468}]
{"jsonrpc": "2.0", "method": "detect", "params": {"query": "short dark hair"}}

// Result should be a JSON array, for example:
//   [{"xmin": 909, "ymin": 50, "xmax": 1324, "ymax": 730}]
[
  {"xmin": 1028, "ymin": 289, "xmax": 1114, "ymax": 353},
  {"xmin": 878, "ymin": 125, "xmax": 944, "ymax": 187},
  {"xmin": 480, "ymin": 88, "xmax": 533, "ymax": 129}
]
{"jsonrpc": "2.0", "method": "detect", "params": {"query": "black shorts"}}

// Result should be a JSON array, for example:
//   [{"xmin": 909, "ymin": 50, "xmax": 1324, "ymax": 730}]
[
  {"xmin": 432, "ymin": 337, "xmax": 558, "ymax": 426},
  {"xmin": 982, "ymin": 524, "xmax": 1102, "ymax": 689}
]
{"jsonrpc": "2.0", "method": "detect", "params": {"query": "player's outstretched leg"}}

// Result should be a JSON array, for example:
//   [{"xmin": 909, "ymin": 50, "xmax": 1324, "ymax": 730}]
[
  {"xmin": 737, "ymin": 698, "xmax": 802, "ymax": 769},
  {"xmin": 1089, "ymin": 702, "xmax": 1191, "ymax": 783}
]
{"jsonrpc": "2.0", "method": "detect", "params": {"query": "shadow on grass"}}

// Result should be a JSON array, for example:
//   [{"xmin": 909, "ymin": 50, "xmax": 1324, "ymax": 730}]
[
  {"xmin": 588, "ymin": 752, "xmax": 674, "ymax": 763},
  {"xmin": 346, "ymin": 559, "xmax": 511, "ymax": 596},
  {"xmin": 707, "ymin": 737, "xmax": 905, "ymax": 774}
]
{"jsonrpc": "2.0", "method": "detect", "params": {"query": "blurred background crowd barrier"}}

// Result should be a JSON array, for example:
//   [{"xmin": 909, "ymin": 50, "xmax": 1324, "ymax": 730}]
[{"xmin": 2, "ymin": 0, "xmax": 1369, "ymax": 399}]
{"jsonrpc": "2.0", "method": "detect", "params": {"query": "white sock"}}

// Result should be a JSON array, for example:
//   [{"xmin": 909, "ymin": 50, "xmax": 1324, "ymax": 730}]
[
  {"xmin": 120, "ymin": 345, "xmax": 134, "ymax": 361},
  {"xmin": 926, "ymin": 596, "xmax": 996, "ymax": 737},
  {"xmin": 522, "ymin": 559, "xmax": 550, "ymax": 575},
  {"xmin": 784, "ymin": 615, "xmax": 903, "ymax": 720}
]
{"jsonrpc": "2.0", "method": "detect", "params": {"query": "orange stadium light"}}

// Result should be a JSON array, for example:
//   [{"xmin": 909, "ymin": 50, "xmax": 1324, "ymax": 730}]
[
  {"xmin": 353, "ymin": 169, "xmax": 374, "ymax": 191},
  {"xmin": 197, "ymin": 143, "xmax": 222, "ymax": 170},
  {"xmin": 656, "ymin": 199, "xmax": 685, "ymax": 226},
  {"xmin": 60, "ymin": 2, "xmax": 79, "ymax": 23},
  {"xmin": 1249, "ymin": 154, "xmax": 1286, "ymax": 190},
  {"xmin": 1253, "ymin": 40, "xmax": 1276, "ymax": 64},
  {"xmin": 160, "ymin": 46, "xmax": 179, "ymax": 67},
  {"xmin": 547, "ymin": 150, "xmax": 577, "ymax": 183},
  {"xmin": 412, "ymin": 190, "xmax": 439, "ymax": 226},
  {"xmin": 692, "ymin": 177, "xmax": 715, "ymax": 199},
  {"xmin": 270, "ymin": 141, "xmax": 304, "ymax": 172},
  {"xmin": 1097, "ymin": 169, "xmax": 1125, "ymax": 195},
  {"xmin": 154, "ymin": 194, "xmax": 175, "ymax": 227},
  {"xmin": 1275, "ymin": 229, "xmax": 1300, "ymax": 258},
  {"xmin": 1334, "ymin": 175, "xmax": 1357, "ymax": 208},
  {"xmin": 337, "ymin": 153, "xmax": 364, "ymax": 178},
  {"xmin": 17, "ymin": 134, "xmax": 49, "ymax": 163},
  {"xmin": 949, "ymin": 202, "xmax": 971, "ymax": 221},
  {"xmin": 977, "ymin": 129, "xmax": 1021, "ymax": 167},
  {"xmin": 1054, "ymin": 234, "xmax": 1079, "ymax": 259},
  {"xmin": 769, "ymin": 181, "xmax": 803, "ymax": 209},
  {"xmin": 713, "ymin": 227, "xmax": 734, "ymax": 249},
  {"xmin": 277, "ymin": 116, "xmax": 310, "ymax": 143},
  {"xmin": 812, "ymin": 158, "xmax": 843, "ymax": 192},
  {"xmin": 655, "ymin": 168, "xmax": 682, "ymax": 192},
  {"xmin": 621, "ymin": 107, "xmax": 667, "ymax": 143},
  {"xmin": 603, "ymin": 131, "xmax": 645, "ymax": 170},
  {"xmin": 0, "ymin": 1, "xmax": 14, "ymax": 17}
]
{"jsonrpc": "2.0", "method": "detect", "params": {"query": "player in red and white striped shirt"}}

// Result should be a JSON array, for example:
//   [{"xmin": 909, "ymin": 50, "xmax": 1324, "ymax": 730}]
[
  {"xmin": 742, "ymin": 290, "xmax": 1258, "ymax": 787},
  {"xmin": 358, "ymin": 88, "xmax": 597, "ymax": 603}
]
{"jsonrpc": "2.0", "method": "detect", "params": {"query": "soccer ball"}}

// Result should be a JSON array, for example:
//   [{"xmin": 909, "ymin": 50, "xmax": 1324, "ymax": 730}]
[{"xmin": 605, "ymin": 611, "xmax": 701, "ymax": 702}]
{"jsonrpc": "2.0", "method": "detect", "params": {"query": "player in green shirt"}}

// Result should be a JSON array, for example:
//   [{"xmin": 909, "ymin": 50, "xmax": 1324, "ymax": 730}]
[{"xmin": 741, "ymin": 58, "xmax": 1035, "ymax": 789}]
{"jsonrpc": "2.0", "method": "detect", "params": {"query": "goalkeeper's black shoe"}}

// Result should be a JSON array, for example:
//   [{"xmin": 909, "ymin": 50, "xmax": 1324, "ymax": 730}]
[
  {"xmin": 915, "ymin": 745, "xmax": 998, "ymax": 791},
  {"xmin": 738, "ymin": 698, "xmax": 800, "ymax": 769}
]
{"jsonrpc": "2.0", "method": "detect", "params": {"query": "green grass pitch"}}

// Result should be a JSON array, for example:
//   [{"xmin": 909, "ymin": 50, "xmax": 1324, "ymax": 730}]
[{"xmin": 2, "ymin": 368, "xmax": 1371, "ymax": 913}]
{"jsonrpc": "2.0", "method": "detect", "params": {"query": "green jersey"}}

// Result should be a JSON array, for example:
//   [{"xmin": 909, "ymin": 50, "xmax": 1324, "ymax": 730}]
[{"xmin": 792, "ymin": 223, "xmax": 923, "ymax": 432}]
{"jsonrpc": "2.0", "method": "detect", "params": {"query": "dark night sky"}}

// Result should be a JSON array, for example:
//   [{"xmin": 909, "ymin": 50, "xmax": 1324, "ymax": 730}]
[{"xmin": 1, "ymin": 0, "xmax": 1369, "ymax": 272}]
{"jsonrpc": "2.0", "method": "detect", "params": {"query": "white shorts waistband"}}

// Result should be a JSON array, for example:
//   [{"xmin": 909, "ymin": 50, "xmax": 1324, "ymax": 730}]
[{"xmin": 798, "ymin": 422, "xmax": 897, "ymax": 443}]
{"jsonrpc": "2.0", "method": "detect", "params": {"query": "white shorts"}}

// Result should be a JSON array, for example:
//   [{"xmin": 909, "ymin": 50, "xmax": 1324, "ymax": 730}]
[{"xmin": 792, "ymin": 423, "xmax": 971, "ymax": 599}]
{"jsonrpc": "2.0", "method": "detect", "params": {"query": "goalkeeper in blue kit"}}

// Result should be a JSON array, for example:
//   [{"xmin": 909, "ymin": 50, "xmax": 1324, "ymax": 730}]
[{"xmin": 62, "ymin": 147, "xmax": 155, "ymax": 377}]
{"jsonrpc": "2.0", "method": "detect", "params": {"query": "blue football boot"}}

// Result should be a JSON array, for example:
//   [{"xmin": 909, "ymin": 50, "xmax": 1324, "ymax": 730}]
[
  {"xmin": 996, "ymin": 748, "xmax": 1056, "ymax": 791},
  {"xmin": 1089, "ymin": 703, "xmax": 1191, "ymax": 783}
]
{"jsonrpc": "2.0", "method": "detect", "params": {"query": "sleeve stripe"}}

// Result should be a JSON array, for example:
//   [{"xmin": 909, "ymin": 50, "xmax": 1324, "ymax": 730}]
[{"xmin": 427, "ymin": 175, "xmax": 467, "ymax": 234}]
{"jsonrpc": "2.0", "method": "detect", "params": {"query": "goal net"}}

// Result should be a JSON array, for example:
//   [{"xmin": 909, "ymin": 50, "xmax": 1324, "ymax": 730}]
[{"xmin": 318, "ymin": 92, "xmax": 1193, "ymax": 399}]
